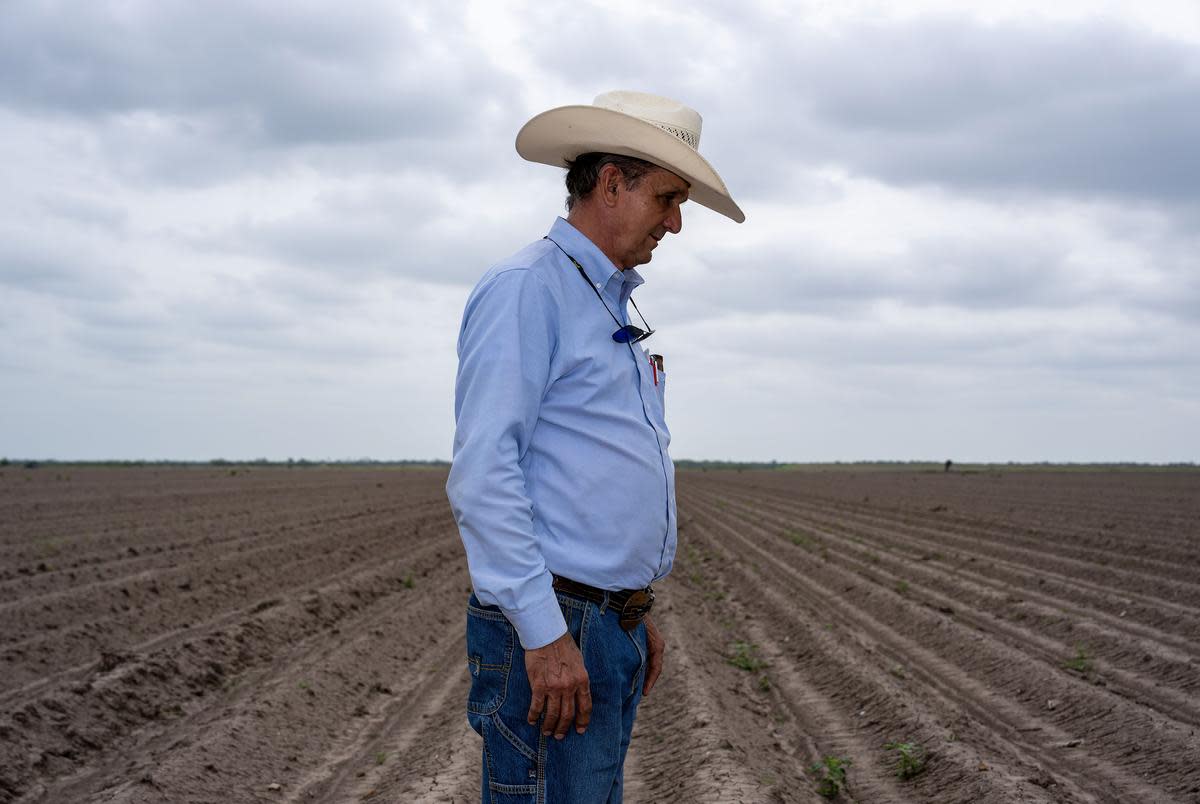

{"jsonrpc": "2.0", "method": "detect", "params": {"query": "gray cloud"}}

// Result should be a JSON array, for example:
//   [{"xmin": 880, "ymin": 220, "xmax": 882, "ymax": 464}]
[
  {"xmin": 0, "ymin": 0, "xmax": 523, "ymax": 187},
  {"xmin": 705, "ymin": 15, "xmax": 1200, "ymax": 203},
  {"xmin": 0, "ymin": 2, "xmax": 506, "ymax": 139}
]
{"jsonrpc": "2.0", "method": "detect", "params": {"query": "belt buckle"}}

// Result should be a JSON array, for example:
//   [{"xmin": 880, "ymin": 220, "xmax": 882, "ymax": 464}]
[{"xmin": 618, "ymin": 588, "xmax": 655, "ymax": 631}]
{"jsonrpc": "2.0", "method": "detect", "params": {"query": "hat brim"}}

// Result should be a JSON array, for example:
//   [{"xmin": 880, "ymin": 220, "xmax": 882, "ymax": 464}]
[{"xmin": 516, "ymin": 105, "xmax": 745, "ymax": 224}]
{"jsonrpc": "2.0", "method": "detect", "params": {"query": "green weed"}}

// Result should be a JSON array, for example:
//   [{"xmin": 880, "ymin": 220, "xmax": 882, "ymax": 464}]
[
  {"xmin": 810, "ymin": 755, "xmax": 851, "ymax": 798},
  {"xmin": 785, "ymin": 529, "xmax": 811, "ymax": 547},
  {"xmin": 375, "ymin": 751, "xmax": 387, "ymax": 765},
  {"xmin": 1063, "ymin": 645, "xmax": 1091, "ymax": 672},
  {"xmin": 884, "ymin": 741, "xmax": 926, "ymax": 780},
  {"xmin": 402, "ymin": 573, "xmax": 415, "ymax": 590},
  {"xmin": 727, "ymin": 641, "xmax": 767, "ymax": 672},
  {"xmin": 894, "ymin": 580, "xmax": 910, "ymax": 595}
]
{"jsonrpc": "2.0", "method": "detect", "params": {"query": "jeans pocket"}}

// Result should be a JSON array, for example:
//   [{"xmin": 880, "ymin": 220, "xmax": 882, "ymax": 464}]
[{"xmin": 466, "ymin": 601, "xmax": 515, "ymax": 723}]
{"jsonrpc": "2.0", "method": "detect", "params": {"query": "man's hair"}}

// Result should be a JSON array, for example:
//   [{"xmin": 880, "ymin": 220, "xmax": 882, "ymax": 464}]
[{"xmin": 564, "ymin": 153, "xmax": 656, "ymax": 211}]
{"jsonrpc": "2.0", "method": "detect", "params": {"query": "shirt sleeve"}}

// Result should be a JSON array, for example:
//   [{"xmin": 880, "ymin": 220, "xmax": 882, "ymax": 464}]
[{"xmin": 445, "ymin": 268, "xmax": 567, "ymax": 650}]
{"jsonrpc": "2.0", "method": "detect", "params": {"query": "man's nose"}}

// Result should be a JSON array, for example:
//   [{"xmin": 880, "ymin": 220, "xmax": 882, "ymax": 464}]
[{"xmin": 663, "ymin": 203, "xmax": 683, "ymax": 235}]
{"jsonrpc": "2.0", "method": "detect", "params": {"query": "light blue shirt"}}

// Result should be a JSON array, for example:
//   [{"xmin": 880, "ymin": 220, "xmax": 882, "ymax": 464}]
[{"xmin": 446, "ymin": 217, "xmax": 676, "ymax": 649}]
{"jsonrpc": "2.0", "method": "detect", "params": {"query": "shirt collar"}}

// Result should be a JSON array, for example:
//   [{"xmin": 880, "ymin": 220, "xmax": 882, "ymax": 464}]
[{"xmin": 547, "ymin": 218, "xmax": 646, "ymax": 296}]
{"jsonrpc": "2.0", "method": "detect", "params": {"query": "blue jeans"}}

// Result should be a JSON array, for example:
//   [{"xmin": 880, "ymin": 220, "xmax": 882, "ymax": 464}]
[{"xmin": 466, "ymin": 591, "xmax": 647, "ymax": 803}]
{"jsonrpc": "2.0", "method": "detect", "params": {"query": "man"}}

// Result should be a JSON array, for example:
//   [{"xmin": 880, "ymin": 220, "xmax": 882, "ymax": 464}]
[{"xmin": 446, "ymin": 90, "xmax": 744, "ymax": 803}]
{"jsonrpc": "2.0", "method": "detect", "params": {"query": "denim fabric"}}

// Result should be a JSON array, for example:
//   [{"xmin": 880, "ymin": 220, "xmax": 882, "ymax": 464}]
[{"xmin": 466, "ymin": 591, "xmax": 647, "ymax": 803}]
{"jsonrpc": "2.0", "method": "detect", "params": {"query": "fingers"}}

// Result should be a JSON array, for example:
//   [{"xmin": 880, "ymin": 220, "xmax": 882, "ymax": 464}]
[
  {"xmin": 534, "ymin": 687, "xmax": 587, "ymax": 740},
  {"xmin": 526, "ymin": 685, "xmax": 545, "ymax": 727},
  {"xmin": 541, "ymin": 692, "xmax": 563, "ymax": 738},
  {"xmin": 643, "ymin": 616, "xmax": 665, "ymax": 695},
  {"xmin": 524, "ymin": 634, "xmax": 590, "ymax": 739},
  {"xmin": 643, "ymin": 646, "xmax": 663, "ymax": 694},
  {"xmin": 575, "ymin": 684, "xmax": 592, "ymax": 735},
  {"xmin": 553, "ymin": 694, "xmax": 575, "ymax": 740}
]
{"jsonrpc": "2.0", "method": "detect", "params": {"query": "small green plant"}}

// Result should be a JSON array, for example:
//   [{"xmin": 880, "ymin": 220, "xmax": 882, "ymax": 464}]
[
  {"xmin": 1063, "ymin": 645, "xmax": 1091, "ymax": 672},
  {"xmin": 894, "ymin": 580, "xmax": 910, "ymax": 595},
  {"xmin": 375, "ymin": 751, "xmax": 387, "ymax": 766},
  {"xmin": 757, "ymin": 675, "xmax": 772, "ymax": 692},
  {"xmin": 810, "ymin": 755, "xmax": 851, "ymax": 798},
  {"xmin": 402, "ymin": 573, "xmax": 415, "ymax": 589},
  {"xmin": 884, "ymin": 741, "xmax": 926, "ymax": 779},
  {"xmin": 785, "ymin": 529, "xmax": 810, "ymax": 547},
  {"xmin": 727, "ymin": 641, "xmax": 766, "ymax": 672}
]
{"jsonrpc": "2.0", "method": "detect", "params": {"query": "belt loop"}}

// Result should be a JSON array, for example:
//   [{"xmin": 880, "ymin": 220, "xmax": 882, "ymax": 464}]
[{"xmin": 599, "ymin": 591, "xmax": 610, "ymax": 615}]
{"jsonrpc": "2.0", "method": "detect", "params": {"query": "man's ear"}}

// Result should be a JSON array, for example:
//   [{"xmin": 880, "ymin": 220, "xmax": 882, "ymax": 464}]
[{"xmin": 597, "ymin": 164, "xmax": 623, "ymax": 209}]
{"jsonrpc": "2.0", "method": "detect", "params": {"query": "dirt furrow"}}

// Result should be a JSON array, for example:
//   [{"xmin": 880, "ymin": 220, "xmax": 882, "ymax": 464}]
[
  {"xmin": 0, "ymin": 496, "xmax": 451, "ymax": 605},
  {"xmin": 307, "ymin": 638, "xmax": 472, "ymax": 803},
  {"xmin": 707, "ymin": 472, "xmax": 1200, "ymax": 564},
  {"xmin": 709, "ymin": 484, "xmax": 1200, "ymax": 656},
  {"xmin": 0, "ymin": 518, "xmax": 454, "ymax": 697},
  {"xmin": 682, "ymin": 512, "xmax": 1083, "ymax": 803},
  {"xmin": 623, "ymin": 580, "xmax": 767, "ymax": 802},
  {"xmin": 0, "ymin": 527, "xmax": 458, "ymax": 716},
  {"xmin": 686, "ymin": 489, "xmax": 1191, "ymax": 802},
  {"xmin": 403, "ymin": 719, "xmax": 481, "ymax": 804},
  {"xmin": 1, "ymin": 532, "xmax": 463, "ymax": 803},
  {"xmin": 699, "ymin": 489, "xmax": 1200, "ymax": 724},
  {"xmin": 714, "ymin": 484, "xmax": 1200, "ymax": 616}
]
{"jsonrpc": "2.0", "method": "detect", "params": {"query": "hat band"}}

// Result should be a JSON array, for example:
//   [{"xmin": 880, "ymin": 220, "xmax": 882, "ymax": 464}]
[{"xmin": 648, "ymin": 121, "xmax": 699, "ymax": 150}]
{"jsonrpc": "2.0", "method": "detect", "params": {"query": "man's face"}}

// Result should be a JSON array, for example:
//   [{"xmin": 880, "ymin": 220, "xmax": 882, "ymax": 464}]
[{"xmin": 611, "ymin": 167, "xmax": 690, "ymax": 269}]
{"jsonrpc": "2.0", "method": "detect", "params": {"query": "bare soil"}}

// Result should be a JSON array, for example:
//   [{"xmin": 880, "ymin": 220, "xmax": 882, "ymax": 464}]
[{"xmin": 2, "ymin": 465, "xmax": 1198, "ymax": 803}]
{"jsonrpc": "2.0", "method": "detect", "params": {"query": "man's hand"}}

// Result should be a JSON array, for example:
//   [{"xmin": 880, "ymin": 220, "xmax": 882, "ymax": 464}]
[
  {"xmin": 525, "ymin": 631, "xmax": 592, "ymax": 739},
  {"xmin": 643, "ymin": 613, "xmax": 665, "ymax": 695}
]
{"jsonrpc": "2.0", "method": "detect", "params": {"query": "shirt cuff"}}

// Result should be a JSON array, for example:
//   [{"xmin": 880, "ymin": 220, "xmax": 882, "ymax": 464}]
[{"xmin": 507, "ymin": 590, "xmax": 568, "ymax": 650}]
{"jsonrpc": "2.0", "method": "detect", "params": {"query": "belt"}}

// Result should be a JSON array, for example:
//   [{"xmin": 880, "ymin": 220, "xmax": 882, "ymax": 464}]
[{"xmin": 552, "ymin": 575, "xmax": 655, "ymax": 631}]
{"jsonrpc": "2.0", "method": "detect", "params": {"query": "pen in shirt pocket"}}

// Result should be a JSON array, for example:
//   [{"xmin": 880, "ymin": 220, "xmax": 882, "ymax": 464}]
[{"xmin": 649, "ymin": 353, "xmax": 664, "ymax": 386}]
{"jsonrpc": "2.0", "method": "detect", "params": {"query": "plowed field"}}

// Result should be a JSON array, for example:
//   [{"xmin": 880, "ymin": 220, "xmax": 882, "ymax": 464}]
[{"xmin": 2, "ymin": 466, "xmax": 1198, "ymax": 803}]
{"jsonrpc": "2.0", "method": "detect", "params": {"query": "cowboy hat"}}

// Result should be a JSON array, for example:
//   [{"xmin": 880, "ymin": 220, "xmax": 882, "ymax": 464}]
[{"xmin": 516, "ymin": 90, "xmax": 745, "ymax": 224}]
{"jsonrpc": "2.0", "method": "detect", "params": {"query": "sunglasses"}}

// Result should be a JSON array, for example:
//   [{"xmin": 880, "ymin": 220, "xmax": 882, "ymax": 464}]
[{"xmin": 611, "ymin": 300, "xmax": 654, "ymax": 344}]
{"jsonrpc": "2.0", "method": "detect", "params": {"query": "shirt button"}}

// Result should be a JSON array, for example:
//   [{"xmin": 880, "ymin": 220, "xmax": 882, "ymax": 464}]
[{"xmin": 594, "ymin": 282, "xmax": 601, "ymax": 288}]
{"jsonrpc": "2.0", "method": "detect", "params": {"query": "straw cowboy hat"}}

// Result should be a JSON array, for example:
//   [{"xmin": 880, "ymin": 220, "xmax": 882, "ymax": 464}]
[{"xmin": 516, "ymin": 90, "xmax": 745, "ymax": 224}]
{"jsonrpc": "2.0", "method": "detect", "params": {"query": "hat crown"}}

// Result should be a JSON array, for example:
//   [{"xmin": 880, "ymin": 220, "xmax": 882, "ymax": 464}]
[{"xmin": 593, "ymin": 90, "xmax": 702, "ymax": 151}]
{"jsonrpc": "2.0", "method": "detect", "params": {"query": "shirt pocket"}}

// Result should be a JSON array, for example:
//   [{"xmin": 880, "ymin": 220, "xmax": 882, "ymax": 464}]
[{"xmin": 649, "ymin": 370, "xmax": 669, "ymax": 436}]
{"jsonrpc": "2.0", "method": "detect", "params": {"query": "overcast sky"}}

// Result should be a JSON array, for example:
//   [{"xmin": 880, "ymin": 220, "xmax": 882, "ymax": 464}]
[{"xmin": 3, "ymin": 0, "xmax": 1198, "ymax": 463}]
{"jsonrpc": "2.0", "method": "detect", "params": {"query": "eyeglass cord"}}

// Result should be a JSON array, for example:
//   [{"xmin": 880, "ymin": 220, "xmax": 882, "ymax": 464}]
[{"xmin": 544, "ymin": 236, "xmax": 653, "ymax": 340}]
